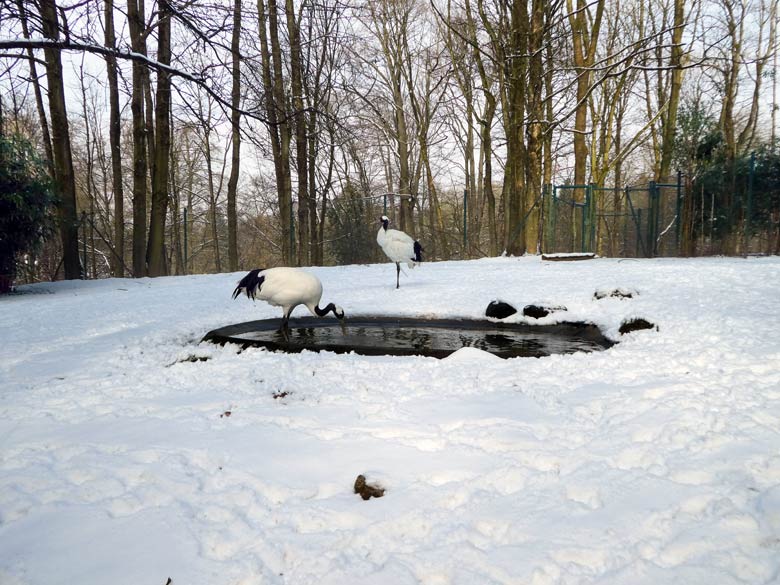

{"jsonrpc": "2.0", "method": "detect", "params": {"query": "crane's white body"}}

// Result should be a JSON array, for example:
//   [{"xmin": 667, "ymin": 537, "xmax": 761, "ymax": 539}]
[
  {"xmin": 376, "ymin": 216, "xmax": 423, "ymax": 288},
  {"xmin": 376, "ymin": 227, "xmax": 419, "ymax": 269},
  {"xmin": 233, "ymin": 267, "xmax": 344, "ymax": 325},
  {"xmin": 255, "ymin": 267, "xmax": 323, "ymax": 316}
]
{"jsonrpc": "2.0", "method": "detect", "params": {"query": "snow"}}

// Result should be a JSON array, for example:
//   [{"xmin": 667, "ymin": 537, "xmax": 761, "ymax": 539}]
[{"xmin": 1, "ymin": 255, "xmax": 779, "ymax": 585}]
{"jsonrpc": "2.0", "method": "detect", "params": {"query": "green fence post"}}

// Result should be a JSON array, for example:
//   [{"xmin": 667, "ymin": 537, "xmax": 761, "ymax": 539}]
[
  {"xmin": 675, "ymin": 170, "xmax": 682, "ymax": 252},
  {"xmin": 463, "ymin": 189, "xmax": 468, "ymax": 253},
  {"xmin": 290, "ymin": 203, "xmax": 295, "ymax": 261},
  {"xmin": 81, "ymin": 211, "xmax": 87, "ymax": 279},
  {"xmin": 655, "ymin": 182, "xmax": 662, "ymax": 255},
  {"xmin": 637, "ymin": 208, "xmax": 643, "ymax": 257},
  {"xmin": 183, "ymin": 207, "xmax": 188, "ymax": 275},
  {"xmin": 581, "ymin": 191, "xmax": 588, "ymax": 253},
  {"xmin": 623, "ymin": 187, "xmax": 629, "ymax": 256},
  {"xmin": 542, "ymin": 184, "xmax": 548, "ymax": 253},
  {"xmin": 589, "ymin": 183, "xmax": 597, "ymax": 253},
  {"xmin": 552, "ymin": 186, "xmax": 558, "ymax": 253},
  {"xmin": 648, "ymin": 181, "xmax": 657, "ymax": 257},
  {"xmin": 746, "ymin": 151, "xmax": 755, "ymax": 253}
]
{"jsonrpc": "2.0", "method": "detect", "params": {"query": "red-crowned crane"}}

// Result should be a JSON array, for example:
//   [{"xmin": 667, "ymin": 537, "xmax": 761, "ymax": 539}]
[
  {"xmin": 232, "ymin": 267, "xmax": 344, "ymax": 328},
  {"xmin": 376, "ymin": 215, "xmax": 423, "ymax": 289}
]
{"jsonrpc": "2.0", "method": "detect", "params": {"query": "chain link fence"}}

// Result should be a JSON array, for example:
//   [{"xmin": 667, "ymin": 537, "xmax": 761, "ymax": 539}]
[{"xmin": 543, "ymin": 154, "xmax": 780, "ymax": 257}]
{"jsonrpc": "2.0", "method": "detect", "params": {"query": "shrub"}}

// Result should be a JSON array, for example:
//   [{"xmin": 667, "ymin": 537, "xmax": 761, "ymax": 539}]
[{"xmin": 0, "ymin": 135, "xmax": 56, "ymax": 290}]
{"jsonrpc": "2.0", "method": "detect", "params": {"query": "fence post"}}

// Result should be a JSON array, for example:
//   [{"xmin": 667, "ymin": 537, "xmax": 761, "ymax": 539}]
[
  {"xmin": 542, "ymin": 184, "xmax": 549, "ymax": 253},
  {"xmin": 580, "ymin": 188, "xmax": 587, "ymax": 253},
  {"xmin": 552, "ymin": 186, "xmax": 558, "ymax": 253},
  {"xmin": 675, "ymin": 170, "xmax": 682, "ymax": 252},
  {"xmin": 637, "ymin": 208, "xmax": 643, "ymax": 257},
  {"xmin": 290, "ymin": 203, "xmax": 295, "ymax": 262},
  {"xmin": 183, "ymin": 207, "xmax": 188, "ymax": 275},
  {"xmin": 589, "ymin": 183, "xmax": 597, "ymax": 253},
  {"xmin": 745, "ymin": 151, "xmax": 755, "ymax": 253},
  {"xmin": 463, "ymin": 189, "xmax": 468, "ymax": 253},
  {"xmin": 648, "ymin": 181, "xmax": 657, "ymax": 257},
  {"xmin": 81, "ymin": 211, "xmax": 88, "ymax": 279}
]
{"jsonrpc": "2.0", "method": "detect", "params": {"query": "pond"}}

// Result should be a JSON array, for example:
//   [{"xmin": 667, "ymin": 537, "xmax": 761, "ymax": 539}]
[{"xmin": 203, "ymin": 316, "xmax": 614, "ymax": 359}]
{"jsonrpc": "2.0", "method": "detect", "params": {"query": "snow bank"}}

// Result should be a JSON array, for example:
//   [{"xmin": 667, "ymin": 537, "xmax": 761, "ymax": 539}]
[{"xmin": 1, "ymin": 256, "xmax": 779, "ymax": 584}]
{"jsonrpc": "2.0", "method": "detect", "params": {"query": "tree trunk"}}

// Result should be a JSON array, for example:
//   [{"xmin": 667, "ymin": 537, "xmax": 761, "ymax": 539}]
[
  {"xmin": 393, "ymin": 71, "xmax": 414, "ymax": 236},
  {"xmin": 481, "ymin": 95, "xmax": 498, "ymax": 256},
  {"xmin": 258, "ymin": 0, "xmax": 294, "ymax": 264},
  {"xmin": 203, "ymin": 118, "xmax": 222, "ymax": 273},
  {"xmin": 78, "ymin": 60, "xmax": 96, "ymax": 277},
  {"xmin": 127, "ymin": 0, "xmax": 148, "ymax": 276},
  {"xmin": 104, "ymin": 0, "xmax": 124, "ymax": 276},
  {"xmin": 737, "ymin": 0, "xmax": 776, "ymax": 151},
  {"xmin": 718, "ymin": 0, "xmax": 743, "ymax": 164},
  {"xmin": 502, "ymin": 0, "xmax": 529, "ymax": 255},
  {"xmin": 226, "ymin": 0, "xmax": 242, "ymax": 272},
  {"xmin": 16, "ymin": 0, "xmax": 55, "ymax": 178},
  {"xmin": 658, "ymin": 0, "xmax": 686, "ymax": 180},
  {"xmin": 40, "ymin": 0, "xmax": 81, "ymax": 280},
  {"xmin": 286, "ymin": 0, "xmax": 310, "ymax": 266},
  {"xmin": 464, "ymin": 0, "xmax": 497, "ymax": 255},
  {"xmin": 147, "ymin": 0, "xmax": 172, "ymax": 277},
  {"xmin": 567, "ymin": 0, "xmax": 605, "ymax": 188},
  {"xmin": 524, "ymin": 0, "xmax": 545, "ymax": 253}
]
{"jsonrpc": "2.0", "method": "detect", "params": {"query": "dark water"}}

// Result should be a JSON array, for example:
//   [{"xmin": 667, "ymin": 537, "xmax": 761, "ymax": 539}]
[{"xmin": 204, "ymin": 317, "xmax": 614, "ymax": 359}]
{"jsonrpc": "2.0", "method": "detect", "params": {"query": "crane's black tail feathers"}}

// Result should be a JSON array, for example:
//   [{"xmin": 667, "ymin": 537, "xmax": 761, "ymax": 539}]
[
  {"xmin": 232, "ymin": 269, "xmax": 265, "ymax": 300},
  {"xmin": 413, "ymin": 241, "xmax": 423, "ymax": 263}
]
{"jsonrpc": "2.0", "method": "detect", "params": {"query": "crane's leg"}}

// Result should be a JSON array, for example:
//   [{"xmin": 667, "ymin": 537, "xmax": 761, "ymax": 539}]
[{"xmin": 396, "ymin": 263, "xmax": 400, "ymax": 289}]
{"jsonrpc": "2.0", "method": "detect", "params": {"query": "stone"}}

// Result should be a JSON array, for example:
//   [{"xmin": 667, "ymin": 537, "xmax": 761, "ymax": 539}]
[{"xmin": 485, "ymin": 300, "xmax": 517, "ymax": 319}]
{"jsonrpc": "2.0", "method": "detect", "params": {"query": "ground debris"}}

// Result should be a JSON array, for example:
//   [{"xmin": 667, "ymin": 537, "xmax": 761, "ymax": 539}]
[
  {"xmin": 523, "ymin": 304, "xmax": 567, "ymax": 319},
  {"xmin": 354, "ymin": 474, "xmax": 385, "ymax": 500},
  {"xmin": 594, "ymin": 287, "xmax": 638, "ymax": 300},
  {"xmin": 167, "ymin": 355, "xmax": 211, "ymax": 367},
  {"xmin": 619, "ymin": 317, "xmax": 657, "ymax": 334}
]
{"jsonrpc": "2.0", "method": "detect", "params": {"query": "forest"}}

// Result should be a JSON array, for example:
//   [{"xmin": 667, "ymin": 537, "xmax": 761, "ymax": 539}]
[{"xmin": 0, "ymin": 0, "xmax": 778, "ymax": 284}]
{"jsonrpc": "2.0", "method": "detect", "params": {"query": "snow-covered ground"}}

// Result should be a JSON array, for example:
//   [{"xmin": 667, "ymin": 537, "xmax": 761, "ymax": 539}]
[{"xmin": 1, "ymin": 256, "xmax": 779, "ymax": 585}]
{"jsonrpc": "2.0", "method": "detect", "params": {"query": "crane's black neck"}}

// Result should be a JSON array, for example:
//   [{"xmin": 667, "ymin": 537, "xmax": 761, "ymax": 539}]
[{"xmin": 315, "ymin": 303, "xmax": 343, "ymax": 319}]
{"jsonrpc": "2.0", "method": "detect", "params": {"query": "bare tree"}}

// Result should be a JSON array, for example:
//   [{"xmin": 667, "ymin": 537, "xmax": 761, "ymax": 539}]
[
  {"xmin": 40, "ymin": 0, "xmax": 81, "ymax": 279},
  {"xmin": 104, "ymin": 0, "xmax": 125, "ymax": 276},
  {"xmin": 147, "ymin": 0, "xmax": 172, "ymax": 277},
  {"xmin": 566, "ymin": 0, "xmax": 605, "ymax": 187},
  {"xmin": 127, "ymin": 0, "xmax": 148, "ymax": 276},
  {"xmin": 257, "ymin": 0, "xmax": 294, "ymax": 264},
  {"xmin": 226, "ymin": 0, "xmax": 242, "ymax": 272},
  {"xmin": 14, "ymin": 0, "xmax": 54, "ymax": 177}
]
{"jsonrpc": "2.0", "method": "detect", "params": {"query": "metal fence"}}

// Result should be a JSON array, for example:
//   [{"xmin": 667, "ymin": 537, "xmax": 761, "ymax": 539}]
[{"xmin": 542, "ymin": 158, "xmax": 779, "ymax": 257}]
